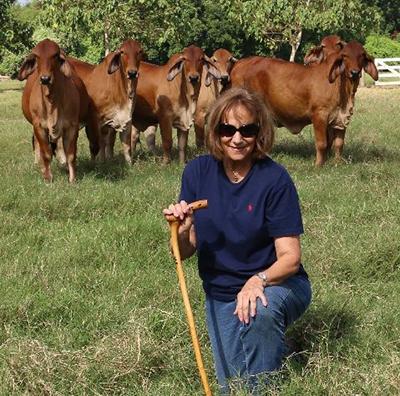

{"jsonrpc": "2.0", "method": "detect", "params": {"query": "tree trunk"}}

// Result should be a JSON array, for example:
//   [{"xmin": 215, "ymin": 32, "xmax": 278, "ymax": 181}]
[
  {"xmin": 104, "ymin": 21, "xmax": 110, "ymax": 56},
  {"xmin": 290, "ymin": 29, "xmax": 303, "ymax": 62}
]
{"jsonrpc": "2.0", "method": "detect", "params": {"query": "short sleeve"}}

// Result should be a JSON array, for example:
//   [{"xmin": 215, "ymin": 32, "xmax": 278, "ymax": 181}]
[
  {"xmin": 265, "ymin": 179, "xmax": 304, "ymax": 237},
  {"xmin": 179, "ymin": 160, "xmax": 198, "ymax": 203}
]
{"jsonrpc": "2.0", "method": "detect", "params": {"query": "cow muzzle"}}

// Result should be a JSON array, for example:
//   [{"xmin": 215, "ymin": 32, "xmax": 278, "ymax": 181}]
[
  {"xmin": 220, "ymin": 75, "xmax": 230, "ymax": 86},
  {"xmin": 189, "ymin": 74, "xmax": 200, "ymax": 84},
  {"xmin": 127, "ymin": 70, "xmax": 138, "ymax": 80},
  {"xmin": 350, "ymin": 69, "xmax": 361, "ymax": 80},
  {"xmin": 40, "ymin": 75, "xmax": 51, "ymax": 85}
]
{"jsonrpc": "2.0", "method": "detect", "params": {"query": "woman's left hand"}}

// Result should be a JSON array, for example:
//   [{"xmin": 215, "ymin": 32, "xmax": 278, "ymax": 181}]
[{"xmin": 234, "ymin": 276, "xmax": 268, "ymax": 324}]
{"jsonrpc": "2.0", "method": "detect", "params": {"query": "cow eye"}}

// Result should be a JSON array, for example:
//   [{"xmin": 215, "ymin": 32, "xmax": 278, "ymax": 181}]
[{"xmin": 212, "ymin": 57, "xmax": 217, "ymax": 62}]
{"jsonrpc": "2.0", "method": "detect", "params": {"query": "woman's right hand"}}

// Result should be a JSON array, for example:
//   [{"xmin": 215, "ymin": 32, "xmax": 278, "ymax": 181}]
[
  {"xmin": 163, "ymin": 200, "xmax": 194, "ymax": 234},
  {"xmin": 163, "ymin": 200, "xmax": 197, "ymax": 258}
]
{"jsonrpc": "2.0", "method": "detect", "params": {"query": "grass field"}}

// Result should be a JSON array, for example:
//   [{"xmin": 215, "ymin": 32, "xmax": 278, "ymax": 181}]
[{"xmin": 1, "ymin": 80, "xmax": 399, "ymax": 395}]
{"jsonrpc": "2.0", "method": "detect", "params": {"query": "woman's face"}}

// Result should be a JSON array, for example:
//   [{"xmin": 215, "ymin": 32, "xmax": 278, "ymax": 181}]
[{"xmin": 220, "ymin": 104, "xmax": 257, "ymax": 164}]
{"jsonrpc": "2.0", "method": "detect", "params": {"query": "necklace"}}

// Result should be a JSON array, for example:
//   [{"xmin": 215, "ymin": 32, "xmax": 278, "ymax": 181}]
[
  {"xmin": 224, "ymin": 160, "xmax": 253, "ymax": 183},
  {"xmin": 228, "ymin": 166, "xmax": 244, "ymax": 183},
  {"xmin": 230, "ymin": 168, "xmax": 241, "ymax": 183}
]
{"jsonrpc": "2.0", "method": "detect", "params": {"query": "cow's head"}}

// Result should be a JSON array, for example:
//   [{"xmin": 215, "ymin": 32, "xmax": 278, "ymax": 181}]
[
  {"xmin": 328, "ymin": 40, "xmax": 378, "ymax": 83},
  {"xmin": 18, "ymin": 39, "xmax": 72, "ymax": 84},
  {"xmin": 167, "ymin": 45, "xmax": 221, "ymax": 88},
  {"xmin": 205, "ymin": 48, "xmax": 237, "ymax": 87},
  {"xmin": 107, "ymin": 39, "xmax": 144, "ymax": 80},
  {"xmin": 304, "ymin": 35, "xmax": 346, "ymax": 65}
]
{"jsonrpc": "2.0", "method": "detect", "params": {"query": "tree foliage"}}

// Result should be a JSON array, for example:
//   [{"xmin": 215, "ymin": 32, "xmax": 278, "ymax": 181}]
[
  {"xmin": 227, "ymin": 0, "xmax": 382, "ymax": 60},
  {"xmin": 364, "ymin": 0, "xmax": 400, "ymax": 34},
  {"xmin": 38, "ymin": 0, "xmax": 206, "ymax": 63},
  {"xmin": 1, "ymin": 0, "xmax": 399, "ymax": 76},
  {"xmin": 0, "ymin": 1, "xmax": 33, "ymax": 76},
  {"xmin": 365, "ymin": 34, "xmax": 400, "ymax": 57}
]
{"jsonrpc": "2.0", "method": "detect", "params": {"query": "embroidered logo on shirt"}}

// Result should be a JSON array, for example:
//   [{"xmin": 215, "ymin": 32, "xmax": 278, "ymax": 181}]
[{"xmin": 247, "ymin": 204, "xmax": 253, "ymax": 212}]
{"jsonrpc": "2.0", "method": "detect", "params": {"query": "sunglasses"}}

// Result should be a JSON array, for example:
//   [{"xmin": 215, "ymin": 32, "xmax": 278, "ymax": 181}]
[{"xmin": 217, "ymin": 122, "xmax": 259, "ymax": 138}]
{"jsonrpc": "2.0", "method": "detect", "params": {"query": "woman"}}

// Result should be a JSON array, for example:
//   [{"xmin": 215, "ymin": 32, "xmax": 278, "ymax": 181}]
[{"xmin": 163, "ymin": 88, "xmax": 311, "ymax": 394}]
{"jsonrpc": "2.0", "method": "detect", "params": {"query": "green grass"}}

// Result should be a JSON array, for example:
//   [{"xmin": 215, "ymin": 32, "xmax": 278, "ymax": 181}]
[{"xmin": 1, "ymin": 80, "xmax": 400, "ymax": 395}]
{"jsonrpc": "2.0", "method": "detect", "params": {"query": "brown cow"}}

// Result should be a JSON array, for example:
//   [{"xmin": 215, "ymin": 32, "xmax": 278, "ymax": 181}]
[
  {"xmin": 68, "ymin": 39, "xmax": 143, "ymax": 164},
  {"xmin": 18, "ymin": 39, "xmax": 99, "ymax": 182},
  {"xmin": 130, "ymin": 45, "xmax": 221, "ymax": 164},
  {"xmin": 230, "ymin": 41, "xmax": 378, "ymax": 166},
  {"xmin": 304, "ymin": 35, "xmax": 346, "ymax": 65},
  {"xmin": 194, "ymin": 48, "xmax": 237, "ymax": 148}
]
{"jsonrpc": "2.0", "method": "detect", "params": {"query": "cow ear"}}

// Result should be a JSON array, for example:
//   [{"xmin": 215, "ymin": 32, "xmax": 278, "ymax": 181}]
[
  {"xmin": 205, "ymin": 73, "xmax": 214, "ymax": 87},
  {"xmin": 203, "ymin": 56, "xmax": 221, "ymax": 80},
  {"xmin": 337, "ymin": 40, "xmax": 346, "ymax": 50},
  {"xmin": 229, "ymin": 56, "xmax": 238, "ymax": 63},
  {"xmin": 363, "ymin": 53, "xmax": 378, "ymax": 81},
  {"xmin": 59, "ymin": 51, "xmax": 72, "ymax": 78},
  {"xmin": 167, "ymin": 58, "xmax": 184, "ymax": 81},
  {"xmin": 328, "ymin": 56, "xmax": 345, "ymax": 83},
  {"xmin": 17, "ymin": 54, "xmax": 36, "ymax": 81},
  {"xmin": 108, "ymin": 51, "xmax": 122, "ymax": 74},
  {"xmin": 304, "ymin": 45, "xmax": 324, "ymax": 65}
]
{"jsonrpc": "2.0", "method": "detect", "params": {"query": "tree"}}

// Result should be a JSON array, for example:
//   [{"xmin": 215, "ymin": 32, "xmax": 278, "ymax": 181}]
[
  {"xmin": 227, "ymin": 0, "xmax": 382, "ymax": 61},
  {"xmin": 0, "ymin": 0, "xmax": 15, "ymax": 45},
  {"xmin": 364, "ymin": 0, "xmax": 400, "ymax": 35},
  {"xmin": 196, "ymin": 0, "xmax": 262, "ymax": 58},
  {"xmin": 0, "ymin": 1, "xmax": 34, "ymax": 76},
  {"xmin": 38, "ymin": 0, "xmax": 206, "ymax": 63}
]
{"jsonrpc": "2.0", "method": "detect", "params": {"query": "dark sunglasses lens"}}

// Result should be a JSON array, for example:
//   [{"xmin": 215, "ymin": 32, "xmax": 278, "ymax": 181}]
[
  {"xmin": 239, "ymin": 124, "xmax": 259, "ymax": 137},
  {"xmin": 218, "ymin": 123, "xmax": 236, "ymax": 137}
]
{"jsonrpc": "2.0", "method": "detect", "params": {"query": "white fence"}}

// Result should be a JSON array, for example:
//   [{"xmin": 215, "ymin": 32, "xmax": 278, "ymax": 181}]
[{"xmin": 374, "ymin": 58, "xmax": 400, "ymax": 86}]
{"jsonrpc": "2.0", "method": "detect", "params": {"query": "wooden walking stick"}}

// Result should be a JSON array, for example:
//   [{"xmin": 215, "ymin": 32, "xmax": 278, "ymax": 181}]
[{"xmin": 165, "ymin": 199, "xmax": 212, "ymax": 396}]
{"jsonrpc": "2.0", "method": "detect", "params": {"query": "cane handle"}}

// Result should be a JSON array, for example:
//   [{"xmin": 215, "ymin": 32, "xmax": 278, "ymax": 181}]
[{"xmin": 165, "ymin": 199, "xmax": 208, "ymax": 223}]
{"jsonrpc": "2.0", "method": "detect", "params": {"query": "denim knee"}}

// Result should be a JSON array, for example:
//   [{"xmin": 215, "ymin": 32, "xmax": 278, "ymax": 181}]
[{"xmin": 239, "ymin": 299, "xmax": 286, "ymax": 374}]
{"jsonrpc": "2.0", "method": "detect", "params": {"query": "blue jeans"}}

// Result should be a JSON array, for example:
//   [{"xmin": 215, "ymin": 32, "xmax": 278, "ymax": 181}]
[{"xmin": 205, "ymin": 274, "xmax": 311, "ymax": 394}]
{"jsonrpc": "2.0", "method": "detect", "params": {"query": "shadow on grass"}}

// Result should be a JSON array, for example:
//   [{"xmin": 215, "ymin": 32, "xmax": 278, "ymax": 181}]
[
  {"xmin": 273, "ymin": 139, "xmax": 399, "ymax": 164},
  {"xmin": 345, "ymin": 141, "xmax": 399, "ymax": 163},
  {"xmin": 76, "ymin": 145, "xmax": 195, "ymax": 181},
  {"xmin": 273, "ymin": 140, "xmax": 316, "ymax": 160},
  {"xmin": 225, "ymin": 304, "xmax": 359, "ymax": 394},
  {"xmin": 286, "ymin": 303, "xmax": 358, "ymax": 366},
  {"xmin": 133, "ymin": 143, "xmax": 207, "ymax": 164},
  {"xmin": 77, "ymin": 157, "xmax": 130, "ymax": 182}
]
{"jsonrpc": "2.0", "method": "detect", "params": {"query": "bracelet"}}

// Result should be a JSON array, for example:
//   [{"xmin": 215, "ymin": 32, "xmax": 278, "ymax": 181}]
[{"xmin": 256, "ymin": 271, "xmax": 269, "ymax": 287}]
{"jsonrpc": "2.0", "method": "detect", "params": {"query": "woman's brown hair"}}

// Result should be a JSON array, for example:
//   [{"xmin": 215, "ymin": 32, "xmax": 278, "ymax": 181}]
[{"xmin": 206, "ymin": 87, "xmax": 275, "ymax": 160}]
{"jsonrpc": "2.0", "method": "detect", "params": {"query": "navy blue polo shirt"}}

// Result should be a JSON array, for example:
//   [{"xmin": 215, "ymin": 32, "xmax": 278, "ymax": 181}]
[{"xmin": 179, "ymin": 155, "xmax": 306, "ymax": 302}]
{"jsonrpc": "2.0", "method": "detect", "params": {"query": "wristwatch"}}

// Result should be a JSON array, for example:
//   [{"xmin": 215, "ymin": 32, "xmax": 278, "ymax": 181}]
[{"xmin": 256, "ymin": 271, "xmax": 269, "ymax": 287}]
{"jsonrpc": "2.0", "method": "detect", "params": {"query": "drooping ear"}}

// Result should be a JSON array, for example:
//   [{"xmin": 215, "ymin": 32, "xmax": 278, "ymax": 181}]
[
  {"xmin": 205, "ymin": 73, "xmax": 214, "ymax": 86},
  {"xmin": 304, "ymin": 45, "xmax": 324, "ymax": 65},
  {"xmin": 59, "ymin": 50, "xmax": 72, "ymax": 78},
  {"xmin": 17, "ymin": 54, "xmax": 37, "ymax": 81},
  {"xmin": 203, "ymin": 55, "xmax": 221, "ymax": 81},
  {"xmin": 328, "ymin": 56, "xmax": 345, "ymax": 83},
  {"xmin": 108, "ymin": 51, "xmax": 122, "ymax": 74},
  {"xmin": 363, "ymin": 53, "xmax": 378, "ymax": 81},
  {"xmin": 167, "ymin": 57, "xmax": 184, "ymax": 81}
]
